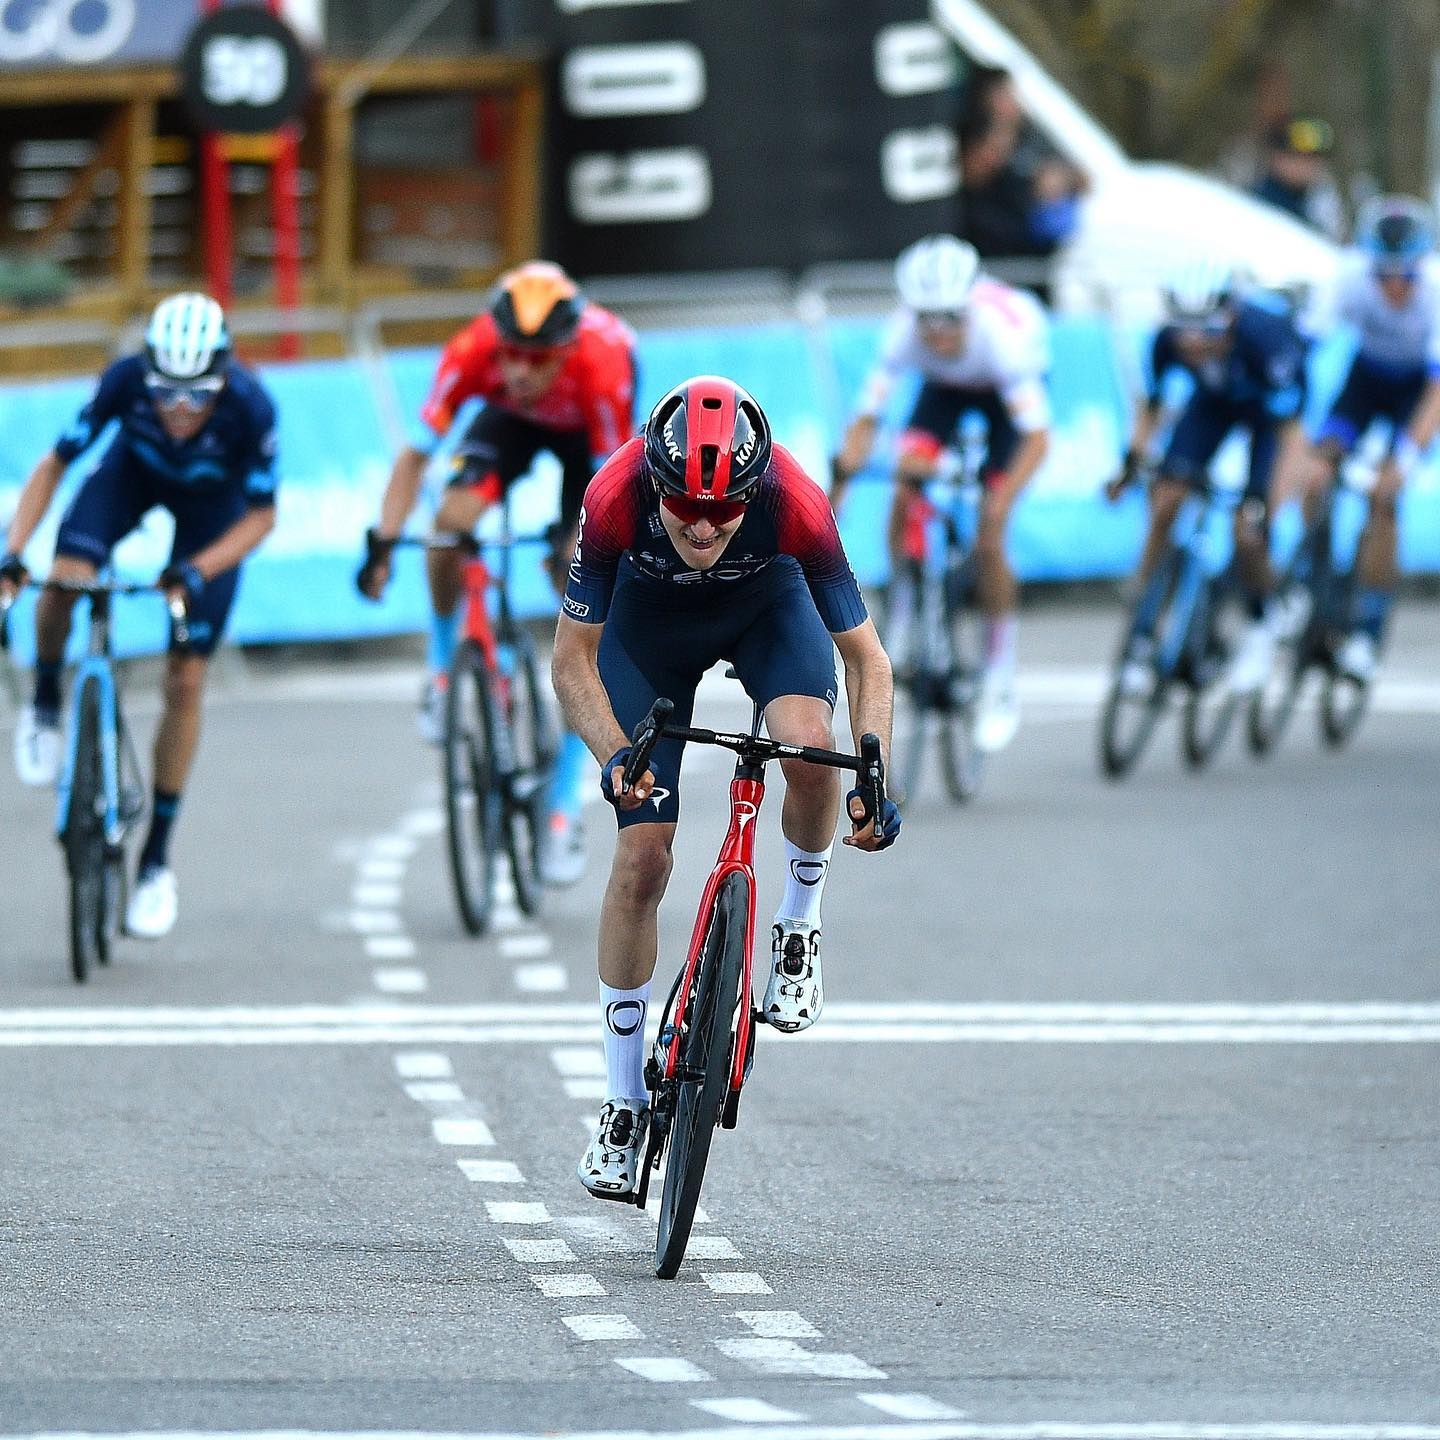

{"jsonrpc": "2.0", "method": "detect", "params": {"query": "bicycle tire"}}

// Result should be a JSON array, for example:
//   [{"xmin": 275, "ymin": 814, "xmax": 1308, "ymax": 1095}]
[
  {"xmin": 939, "ymin": 595, "xmax": 984, "ymax": 803},
  {"xmin": 891, "ymin": 700, "xmax": 928, "ymax": 810},
  {"xmin": 655, "ymin": 870, "xmax": 746, "ymax": 1280},
  {"xmin": 65, "ymin": 675, "xmax": 106, "ymax": 984},
  {"xmin": 1246, "ymin": 571, "xmax": 1314, "ymax": 758},
  {"xmin": 444, "ymin": 641, "xmax": 500, "ymax": 936},
  {"xmin": 1099, "ymin": 551, "xmax": 1179, "ymax": 779},
  {"xmin": 1319, "ymin": 670, "xmax": 1370, "ymax": 749},
  {"xmin": 1180, "ymin": 579, "xmax": 1241, "ymax": 771},
  {"xmin": 501, "ymin": 629, "xmax": 554, "ymax": 918}
]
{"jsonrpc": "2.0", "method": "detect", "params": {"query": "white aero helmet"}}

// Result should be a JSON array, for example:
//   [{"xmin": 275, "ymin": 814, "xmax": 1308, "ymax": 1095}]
[
  {"xmin": 145, "ymin": 293, "xmax": 231, "ymax": 381},
  {"xmin": 895, "ymin": 234, "xmax": 980, "ymax": 314},
  {"xmin": 1162, "ymin": 257, "xmax": 1237, "ymax": 327}
]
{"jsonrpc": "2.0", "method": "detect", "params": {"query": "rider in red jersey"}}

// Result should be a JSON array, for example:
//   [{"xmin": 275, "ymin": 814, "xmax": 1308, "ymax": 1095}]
[{"xmin": 552, "ymin": 375, "xmax": 900, "ymax": 1199}]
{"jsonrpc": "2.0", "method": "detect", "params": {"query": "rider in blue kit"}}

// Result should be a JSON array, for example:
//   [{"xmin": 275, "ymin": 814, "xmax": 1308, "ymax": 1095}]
[
  {"xmin": 1110, "ymin": 260, "xmax": 1308, "ymax": 695},
  {"xmin": 1, "ymin": 294, "xmax": 278, "ymax": 938}
]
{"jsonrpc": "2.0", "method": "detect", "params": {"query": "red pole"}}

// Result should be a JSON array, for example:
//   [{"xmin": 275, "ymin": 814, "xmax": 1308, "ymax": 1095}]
[
  {"xmin": 268, "ymin": 0, "xmax": 302, "ymax": 359},
  {"xmin": 198, "ymin": 0, "xmax": 232, "ymax": 309}
]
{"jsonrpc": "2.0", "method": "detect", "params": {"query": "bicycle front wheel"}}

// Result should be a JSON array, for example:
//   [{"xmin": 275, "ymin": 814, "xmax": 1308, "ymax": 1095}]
[
  {"xmin": 1180, "ymin": 580, "xmax": 1241, "ymax": 771},
  {"xmin": 444, "ymin": 642, "xmax": 500, "ymax": 936},
  {"xmin": 65, "ymin": 675, "xmax": 107, "ymax": 983},
  {"xmin": 1099, "ymin": 553, "xmax": 1178, "ymax": 779},
  {"xmin": 502, "ymin": 628, "xmax": 555, "ymax": 918},
  {"xmin": 655, "ymin": 870, "xmax": 746, "ymax": 1280},
  {"xmin": 939, "ymin": 595, "xmax": 985, "ymax": 803},
  {"xmin": 1319, "ymin": 669, "xmax": 1370, "ymax": 749}
]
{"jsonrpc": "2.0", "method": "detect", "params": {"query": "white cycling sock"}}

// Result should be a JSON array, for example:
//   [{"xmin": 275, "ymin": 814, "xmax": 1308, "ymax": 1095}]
[
  {"xmin": 775, "ymin": 838, "xmax": 832, "ymax": 930},
  {"xmin": 600, "ymin": 980, "xmax": 651, "ymax": 1099}
]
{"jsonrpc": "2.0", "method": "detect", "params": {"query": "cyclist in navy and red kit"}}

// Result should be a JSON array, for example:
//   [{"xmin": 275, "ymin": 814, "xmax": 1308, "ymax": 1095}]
[{"xmin": 551, "ymin": 375, "xmax": 900, "ymax": 1200}]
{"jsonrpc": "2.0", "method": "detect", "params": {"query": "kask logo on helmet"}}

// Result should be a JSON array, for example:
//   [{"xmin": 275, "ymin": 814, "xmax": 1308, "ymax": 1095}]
[
  {"xmin": 661, "ymin": 414, "xmax": 683, "ymax": 463},
  {"xmin": 0, "ymin": 0, "xmax": 137, "ymax": 64}
]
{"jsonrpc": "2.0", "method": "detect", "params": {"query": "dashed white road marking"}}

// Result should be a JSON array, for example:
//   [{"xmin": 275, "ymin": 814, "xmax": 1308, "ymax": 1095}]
[
  {"xmin": 735, "ymin": 1311, "xmax": 822, "ymax": 1339},
  {"xmin": 432, "ymin": 1117, "xmax": 495, "ymax": 1147},
  {"xmin": 515, "ymin": 962, "xmax": 569, "ymax": 992},
  {"xmin": 400, "ymin": 807, "xmax": 445, "ymax": 837},
  {"xmin": 550, "ymin": 1047, "xmax": 606, "ymax": 1075},
  {"xmin": 353, "ymin": 883, "xmax": 403, "ymax": 908},
  {"xmin": 485, "ymin": 1200, "xmax": 551, "ymax": 1225},
  {"xmin": 562, "ymin": 1313, "xmax": 643, "ymax": 1341},
  {"xmin": 373, "ymin": 967, "xmax": 428, "ymax": 995},
  {"xmin": 714, "ymin": 1338, "xmax": 887, "ymax": 1379},
  {"xmin": 530, "ymin": 1273, "xmax": 605, "ymax": 1298},
  {"xmin": 614, "ymin": 1356, "xmax": 711, "ymax": 1383},
  {"xmin": 404, "ymin": 1080, "xmax": 464, "ymax": 1104},
  {"xmin": 367, "ymin": 835, "xmax": 418, "ymax": 860},
  {"xmin": 457, "ymin": 1159, "xmax": 524, "ymax": 1184},
  {"xmin": 563, "ymin": 1076, "xmax": 608, "ymax": 1099},
  {"xmin": 359, "ymin": 857, "xmax": 407, "ymax": 882},
  {"xmin": 394, "ymin": 1051, "xmax": 452, "ymax": 1079},
  {"xmin": 704, "ymin": 1272, "xmax": 773, "ymax": 1294},
  {"xmin": 858, "ymin": 1393, "xmax": 966, "ymax": 1420},
  {"xmin": 365, "ymin": 936, "xmax": 418, "ymax": 960},
  {"xmin": 501, "ymin": 933, "xmax": 553, "ymax": 959},
  {"xmin": 692, "ymin": 1398, "xmax": 806, "ymax": 1423},
  {"xmin": 501, "ymin": 1236, "xmax": 576, "ymax": 1263},
  {"xmin": 685, "ymin": 1235, "xmax": 742, "ymax": 1260},
  {"xmin": 348, "ymin": 909, "xmax": 401, "ymax": 934}
]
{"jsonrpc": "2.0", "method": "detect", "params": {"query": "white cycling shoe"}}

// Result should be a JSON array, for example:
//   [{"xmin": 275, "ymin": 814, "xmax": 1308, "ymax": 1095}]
[
  {"xmin": 763, "ymin": 922, "xmax": 823, "ymax": 1033},
  {"xmin": 577, "ymin": 1096, "xmax": 649, "ymax": 1199},
  {"xmin": 14, "ymin": 705, "xmax": 62, "ymax": 788},
  {"xmin": 1336, "ymin": 632, "xmax": 1378, "ymax": 685},
  {"xmin": 416, "ymin": 674, "xmax": 447, "ymax": 747},
  {"xmin": 126, "ymin": 866, "xmax": 178, "ymax": 939},
  {"xmin": 974, "ymin": 670, "xmax": 1020, "ymax": 753},
  {"xmin": 541, "ymin": 811, "xmax": 587, "ymax": 888},
  {"xmin": 1227, "ymin": 619, "xmax": 1276, "ymax": 695}
]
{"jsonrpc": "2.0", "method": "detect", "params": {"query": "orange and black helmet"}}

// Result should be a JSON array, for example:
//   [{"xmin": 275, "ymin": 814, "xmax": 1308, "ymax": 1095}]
[{"xmin": 489, "ymin": 261, "xmax": 584, "ymax": 348}]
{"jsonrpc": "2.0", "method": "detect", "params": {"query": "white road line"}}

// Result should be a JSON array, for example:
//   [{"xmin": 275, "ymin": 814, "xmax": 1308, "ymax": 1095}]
[
  {"xmin": 501, "ymin": 1236, "xmax": 576, "ymax": 1263},
  {"xmin": 531, "ymin": 1273, "xmax": 605, "ymax": 1298},
  {"xmin": 692, "ymin": 1398, "xmax": 807, "ymax": 1423},
  {"xmin": 359, "ymin": 857, "xmax": 407, "ymax": 882},
  {"xmin": 704, "ymin": 1272, "xmax": 773, "ymax": 1294},
  {"xmin": 432, "ymin": 1117, "xmax": 494, "ymax": 1147},
  {"xmin": 353, "ymin": 883, "xmax": 403, "ymax": 908},
  {"xmin": 614, "ymin": 1356, "xmax": 712, "ymax": 1383},
  {"xmin": 394, "ymin": 1052, "xmax": 452, "ymax": 1078},
  {"xmin": 714, "ymin": 1338, "xmax": 886, "ymax": 1379},
  {"xmin": 514, "ymin": 963, "xmax": 569, "ymax": 992},
  {"xmin": 643, "ymin": 1197, "xmax": 709, "ymax": 1225},
  {"xmin": 501, "ymin": 933, "xmax": 554, "ymax": 959},
  {"xmin": 401, "ymin": 807, "xmax": 445, "ymax": 837},
  {"xmin": 562, "ymin": 1314, "xmax": 644, "ymax": 1341},
  {"xmin": 348, "ymin": 910, "xmax": 401, "ymax": 934},
  {"xmin": 367, "ymin": 835, "xmax": 418, "ymax": 859},
  {"xmin": 373, "ymin": 968, "xmax": 428, "ymax": 995},
  {"xmin": 457, "ymin": 1159, "xmax": 524, "ymax": 1184},
  {"xmin": 735, "ymin": 1312, "xmax": 821, "ymax": 1339},
  {"xmin": 563, "ymin": 1077, "xmax": 607, "ymax": 1099},
  {"xmin": 365, "ymin": 936, "xmax": 418, "ymax": 961},
  {"xmin": 550, "ymin": 1047, "xmax": 606, "ymax": 1076},
  {"xmin": 485, "ymin": 1201, "xmax": 551, "ymax": 1225},
  {"xmin": 685, "ymin": 1236, "xmax": 742, "ymax": 1260},
  {"xmin": 403, "ymin": 1080, "xmax": 465, "ymax": 1104},
  {"xmin": 857, "ymin": 1394, "xmax": 965, "ymax": 1420}
]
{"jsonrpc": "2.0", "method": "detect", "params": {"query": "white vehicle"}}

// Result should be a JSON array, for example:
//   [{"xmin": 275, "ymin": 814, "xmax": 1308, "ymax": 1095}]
[{"xmin": 933, "ymin": 0, "xmax": 1343, "ymax": 323}]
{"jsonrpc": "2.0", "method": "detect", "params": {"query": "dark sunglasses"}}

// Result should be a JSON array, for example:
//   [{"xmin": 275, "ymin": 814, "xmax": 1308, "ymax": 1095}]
[
  {"xmin": 660, "ymin": 494, "xmax": 748, "ymax": 527},
  {"xmin": 917, "ymin": 310, "xmax": 965, "ymax": 330},
  {"xmin": 498, "ymin": 341, "xmax": 566, "ymax": 367},
  {"xmin": 145, "ymin": 372, "xmax": 225, "ymax": 411},
  {"xmin": 1373, "ymin": 263, "xmax": 1421, "ymax": 283}
]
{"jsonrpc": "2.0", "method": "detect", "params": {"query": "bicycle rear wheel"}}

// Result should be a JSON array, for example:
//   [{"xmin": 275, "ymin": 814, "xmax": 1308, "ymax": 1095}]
[
  {"xmin": 501, "ymin": 629, "xmax": 555, "ymax": 918},
  {"xmin": 655, "ymin": 870, "xmax": 746, "ymax": 1280},
  {"xmin": 444, "ymin": 641, "xmax": 500, "ymax": 936},
  {"xmin": 1099, "ymin": 552, "xmax": 1178, "ymax": 779},
  {"xmin": 65, "ymin": 675, "xmax": 106, "ymax": 983},
  {"xmin": 1319, "ymin": 670, "xmax": 1370, "ymax": 749},
  {"xmin": 938, "ymin": 596, "xmax": 984, "ymax": 803},
  {"xmin": 1180, "ymin": 579, "xmax": 1242, "ymax": 771}
]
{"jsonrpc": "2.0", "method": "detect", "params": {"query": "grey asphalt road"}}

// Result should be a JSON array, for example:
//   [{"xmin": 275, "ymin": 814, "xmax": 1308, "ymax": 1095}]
[{"xmin": 1, "ymin": 602, "xmax": 1437, "ymax": 1437}]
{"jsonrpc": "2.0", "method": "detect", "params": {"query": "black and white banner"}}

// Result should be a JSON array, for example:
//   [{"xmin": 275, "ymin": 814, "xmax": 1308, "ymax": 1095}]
[{"xmin": 499, "ymin": 0, "xmax": 961, "ymax": 275}]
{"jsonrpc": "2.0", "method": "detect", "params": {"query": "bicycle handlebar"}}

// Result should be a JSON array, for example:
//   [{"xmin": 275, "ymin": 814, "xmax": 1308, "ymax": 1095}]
[
  {"xmin": 389, "ymin": 528, "xmax": 554, "ymax": 556},
  {"xmin": 0, "ymin": 579, "xmax": 190, "ymax": 650},
  {"xmin": 622, "ymin": 696, "xmax": 888, "ymax": 830}
]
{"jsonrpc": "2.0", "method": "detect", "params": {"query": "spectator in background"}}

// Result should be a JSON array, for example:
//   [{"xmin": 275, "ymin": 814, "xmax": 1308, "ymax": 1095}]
[
  {"xmin": 1251, "ymin": 115, "xmax": 1346, "ymax": 240},
  {"xmin": 956, "ymin": 65, "xmax": 1086, "ymax": 298}
]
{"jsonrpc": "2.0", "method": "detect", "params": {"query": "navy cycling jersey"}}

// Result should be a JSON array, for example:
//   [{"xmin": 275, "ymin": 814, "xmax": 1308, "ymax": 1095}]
[
  {"xmin": 1148, "ymin": 300, "xmax": 1306, "ymax": 422},
  {"xmin": 565, "ymin": 437, "xmax": 868, "ymax": 635},
  {"xmin": 53, "ymin": 354, "xmax": 278, "ymax": 508}
]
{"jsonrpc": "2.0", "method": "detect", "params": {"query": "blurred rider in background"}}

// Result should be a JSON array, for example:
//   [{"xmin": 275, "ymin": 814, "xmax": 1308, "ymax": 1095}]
[
  {"xmin": 356, "ymin": 261, "xmax": 637, "ymax": 886},
  {"xmin": 1298, "ymin": 196, "xmax": 1440, "ymax": 681},
  {"xmin": 1108, "ymin": 260, "xmax": 1308, "ymax": 697},
  {"xmin": 831, "ymin": 234, "xmax": 1050, "ymax": 755},
  {"xmin": 0, "ymin": 293, "xmax": 278, "ymax": 939}
]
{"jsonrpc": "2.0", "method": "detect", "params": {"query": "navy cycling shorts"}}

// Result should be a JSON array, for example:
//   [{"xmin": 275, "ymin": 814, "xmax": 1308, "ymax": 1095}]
[
  {"xmin": 598, "ymin": 557, "xmax": 839, "ymax": 828},
  {"xmin": 1162, "ymin": 390, "xmax": 1279, "ymax": 502},
  {"xmin": 901, "ymin": 382, "xmax": 1020, "ymax": 479},
  {"xmin": 449, "ymin": 405, "xmax": 594, "ymax": 534},
  {"xmin": 54, "ymin": 442, "xmax": 254, "ymax": 656},
  {"xmin": 1313, "ymin": 356, "xmax": 1427, "ymax": 453}
]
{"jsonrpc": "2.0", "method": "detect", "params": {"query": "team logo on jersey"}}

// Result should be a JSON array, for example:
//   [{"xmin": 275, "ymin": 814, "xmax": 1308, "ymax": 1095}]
[{"xmin": 605, "ymin": 999, "xmax": 646, "ymax": 1036}]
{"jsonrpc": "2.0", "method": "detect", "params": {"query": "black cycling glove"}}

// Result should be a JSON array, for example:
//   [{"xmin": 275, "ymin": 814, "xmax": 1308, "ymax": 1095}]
[
  {"xmin": 356, "ymin": 528, "xmax": 396, "ymax": 600},
  {"xmin": 0, "ymin": 551, "xmax": 28, "ymax": 589},
  {"xmin": 158, "ymin": 561, "xmax": 205, "ymax": 604}
]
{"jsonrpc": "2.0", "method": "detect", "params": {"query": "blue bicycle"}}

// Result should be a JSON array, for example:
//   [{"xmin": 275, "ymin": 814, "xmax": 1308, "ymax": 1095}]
[
  {"xmin": 2, "ymin": 579, "xmax": 186, "ymax": 982},
  {"xmin": 1099, "ymin": 471, "xmax": 1246, "ymax": 778}
]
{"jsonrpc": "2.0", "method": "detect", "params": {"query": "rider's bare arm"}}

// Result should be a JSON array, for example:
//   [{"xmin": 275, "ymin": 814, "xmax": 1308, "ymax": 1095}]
[
  {"xmin": 1005, "ymin": 426, "xmax": 1050, "ymax": 490},
  {"xmin": 186, "ymin": 506, "xmax": 277, "ymax": 583},
  {"xmin": 833, "ymin": 616, "xmax": 893, "ymax": 770},
  {"xmin": 1129, "ymin": 401, "xmax": 1163, "ymax": 460},
  {"xmin": 552, "ymin": 613, "xmax": 653, "ymax": 809},
  {"xmin": 376, "ymin": 445, "xmax": 430, "ymax": 538},
  {"xmin": 3, "ymin": 451, "xmax": 66, "ymax": 561}
]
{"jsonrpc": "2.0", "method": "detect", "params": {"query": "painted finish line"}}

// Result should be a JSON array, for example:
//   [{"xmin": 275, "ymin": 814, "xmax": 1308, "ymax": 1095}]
[{"xmin": 3, "ymin": 1001, "xmax": 1440, "ymax": 1048}]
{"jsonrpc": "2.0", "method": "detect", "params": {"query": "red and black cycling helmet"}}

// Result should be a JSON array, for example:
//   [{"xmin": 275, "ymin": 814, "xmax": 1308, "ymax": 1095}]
[
  {"xmin": 489, "ymin": 260, "xmax": 584, "ymax": 348},
  {"xmin": 642, "ymin": 376, "xmax": 773, "ymax": 506}
]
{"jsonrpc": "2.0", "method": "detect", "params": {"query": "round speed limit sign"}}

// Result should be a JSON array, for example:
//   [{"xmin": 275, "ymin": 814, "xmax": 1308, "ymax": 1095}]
[{"xmin": 179, "ymin": 8, "xmax": 310, "ymax": 134}]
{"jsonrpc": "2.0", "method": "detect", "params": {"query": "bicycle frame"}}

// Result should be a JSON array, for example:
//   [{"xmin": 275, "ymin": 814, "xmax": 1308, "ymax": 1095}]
[{"xmin": 1148, "ymin": 483, "xmax": 1239, "ymax": 680}]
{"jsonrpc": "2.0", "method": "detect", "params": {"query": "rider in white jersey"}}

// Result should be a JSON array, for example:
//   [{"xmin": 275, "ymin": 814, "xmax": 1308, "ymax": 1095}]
[
  {"xmin": 1301, "ymin": 196, "xmax": 1440, "ymax": 680},
  {"xmin": 832, "ymin": 235, "xmax": 1051, "ymax": 754}
]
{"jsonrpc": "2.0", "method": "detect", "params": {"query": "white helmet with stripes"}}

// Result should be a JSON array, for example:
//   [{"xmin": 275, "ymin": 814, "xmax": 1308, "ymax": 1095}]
[
  {"xmin": 145, "ymin": 292, "xmax": 231, "ymax": 382},
  {"xmin": 895, "ymin": 234, "xmax": 980, "ymax": 313},
  {"xmin": 1162, "ymin": 258, "xmax": 1236, "ymax": 327}
]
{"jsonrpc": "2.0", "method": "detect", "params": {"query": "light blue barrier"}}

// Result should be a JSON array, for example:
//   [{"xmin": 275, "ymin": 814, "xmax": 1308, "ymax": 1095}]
[{"xmin": 3, "ymin": 318, "xmax": 1439, "ymax": 661}]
